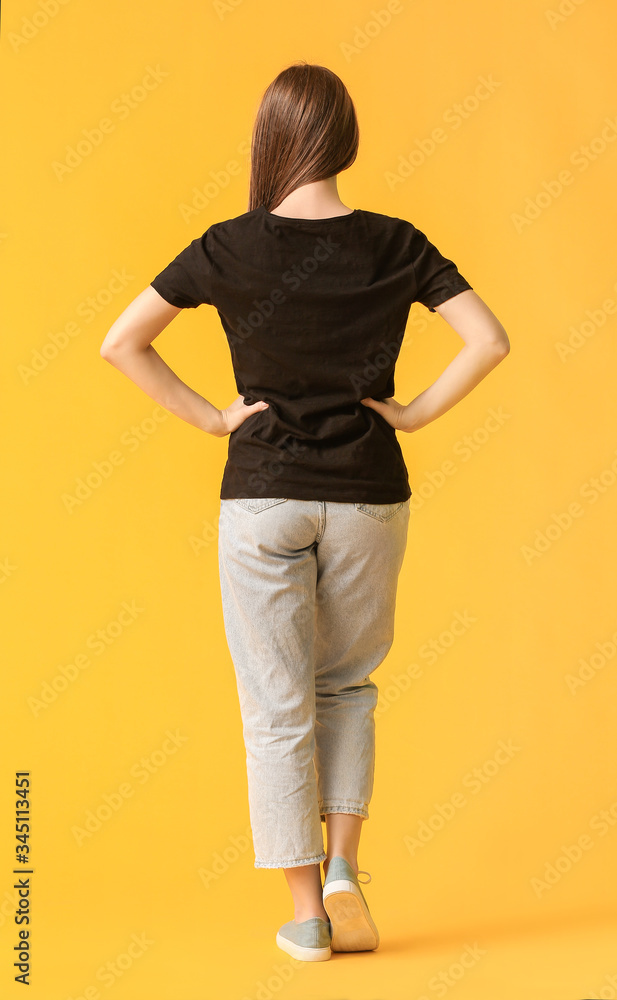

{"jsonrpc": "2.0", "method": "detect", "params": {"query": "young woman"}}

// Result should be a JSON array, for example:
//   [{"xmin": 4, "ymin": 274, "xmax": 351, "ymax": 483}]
[{"xmin": 100, "ymin": 61, "xmax": 510, "ymax": 963}]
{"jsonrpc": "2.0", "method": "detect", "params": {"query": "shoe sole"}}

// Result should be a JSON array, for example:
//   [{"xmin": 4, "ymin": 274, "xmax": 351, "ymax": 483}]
[
  {"xmin": 275, "ymin": 932, "xmax": 331, "ymax": 962},
  {"xmin": 322, "ymin": 878, "xmax": 380, "ymax": 951}
]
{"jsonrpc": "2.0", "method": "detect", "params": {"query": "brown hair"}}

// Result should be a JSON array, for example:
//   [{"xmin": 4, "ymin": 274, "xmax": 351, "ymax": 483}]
[{"xmin": 248, "ymin": 62, "xmax": 359, "ymax": 213}]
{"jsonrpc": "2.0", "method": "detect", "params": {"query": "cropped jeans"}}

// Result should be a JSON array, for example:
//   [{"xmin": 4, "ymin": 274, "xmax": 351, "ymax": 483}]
[{"xmin": 217, "ymin": 497, "xmax": 410, "ymax": 869}]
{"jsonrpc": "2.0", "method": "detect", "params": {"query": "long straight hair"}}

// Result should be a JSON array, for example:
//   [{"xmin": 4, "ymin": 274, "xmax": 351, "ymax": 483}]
[{"xmin": 248, "ymin": 62, "xmax": 359, "ymax": 213}]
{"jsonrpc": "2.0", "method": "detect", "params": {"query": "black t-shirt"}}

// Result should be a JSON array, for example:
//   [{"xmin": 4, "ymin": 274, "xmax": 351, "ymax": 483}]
[{"xmin": 150, "ymin": 205, "xmax": 473, "ymax": 503}]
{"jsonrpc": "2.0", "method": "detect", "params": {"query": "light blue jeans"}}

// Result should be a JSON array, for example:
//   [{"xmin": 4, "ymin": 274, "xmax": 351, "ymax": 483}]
[{"xmin": 217, "ymin": 497, "xmax": 410, "ymax": 869}]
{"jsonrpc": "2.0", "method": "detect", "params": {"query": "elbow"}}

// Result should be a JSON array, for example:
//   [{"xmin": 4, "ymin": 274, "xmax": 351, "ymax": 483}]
[
  {"xmin": 100, "ymin": 342, "xmax": 117, "ymax": 362},
  {"xmin": 99, "ymin": 319, "xmax": 128, "ymax": 360},
  {"xmin": 487, "ymin": 325, "xmax": 510, "ymax": 358},
  {"xmin": 99, "ymin": 331, "xmax": 125, "ymax": 361},
  {"xmin": 100, "ymin": 342, "xmax": 125, "ymax": 366},
  {"xmin": 492, "ymin": 340, "xmax": 510, "ymax": 360}
]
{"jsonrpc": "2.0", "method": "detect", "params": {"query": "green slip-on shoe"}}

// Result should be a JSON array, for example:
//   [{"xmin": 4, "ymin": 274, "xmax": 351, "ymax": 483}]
[
  {"xmin": 322, "ymin": 856, "xmax": 380, "ymax": 952},
  {"xmin": 275, "ymin": 916, "xmax": 332, "ymax": 962}
]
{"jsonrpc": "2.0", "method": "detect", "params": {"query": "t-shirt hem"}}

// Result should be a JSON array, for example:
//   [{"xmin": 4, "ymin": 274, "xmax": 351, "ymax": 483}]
[{"xmin": 220, "ymin": 484, "xmax": 412, "ymax": 503}]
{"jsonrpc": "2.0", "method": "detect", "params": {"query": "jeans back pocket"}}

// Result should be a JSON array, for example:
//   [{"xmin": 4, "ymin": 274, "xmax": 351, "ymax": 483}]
[
  {"xmin": 233, "ymin": 498, "xmax": 289, "ymax": 513},
  {"xmin": 354, "ymin": 501, "xmax": 405, "ymax": 522}
]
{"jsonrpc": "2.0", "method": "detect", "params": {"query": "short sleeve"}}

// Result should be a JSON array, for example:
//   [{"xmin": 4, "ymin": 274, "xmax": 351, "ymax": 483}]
[
  {"xmin": 150, "ymin": 229, "xmax": 214, "ymax": 308},
  {"xmin": 410, "ymin": 225, "xmax": 473, "ymax": 313}
]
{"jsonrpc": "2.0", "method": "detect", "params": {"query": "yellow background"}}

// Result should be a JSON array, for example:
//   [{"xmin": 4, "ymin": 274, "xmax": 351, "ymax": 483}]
[{"xmin": 2, "ymin": 0, "xmax": 616, "ymax": 997}]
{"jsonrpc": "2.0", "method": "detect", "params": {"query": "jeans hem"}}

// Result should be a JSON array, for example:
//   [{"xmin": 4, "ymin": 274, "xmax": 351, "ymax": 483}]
[
  {"xmin": 319, "ymin": 804, "xmax": 369, "ymax": 821},
  {"xmin": 254, "ymin": 852, "xmax": 327, "ymax": 869}
]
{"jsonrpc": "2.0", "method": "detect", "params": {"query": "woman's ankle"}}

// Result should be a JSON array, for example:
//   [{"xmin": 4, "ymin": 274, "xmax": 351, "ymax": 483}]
[
  {"xmin": 323, "ymin": 854, "xmax": 358, "ymax": 877},
  {"xmin": 294, "ymin": 903, "xmax": 329, "ymax": 923}
]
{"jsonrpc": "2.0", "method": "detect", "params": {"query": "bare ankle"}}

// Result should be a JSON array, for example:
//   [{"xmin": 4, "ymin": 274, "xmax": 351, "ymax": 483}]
[{"xmin": 295, "ymin": 904, "xmax": 329, "ymax": 923}]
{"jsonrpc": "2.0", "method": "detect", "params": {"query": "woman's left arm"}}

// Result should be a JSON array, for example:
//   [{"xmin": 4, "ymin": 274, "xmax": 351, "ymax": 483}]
[{"xmin": 100, "ymin": 286, "xmax": 268, "ymax": 436}]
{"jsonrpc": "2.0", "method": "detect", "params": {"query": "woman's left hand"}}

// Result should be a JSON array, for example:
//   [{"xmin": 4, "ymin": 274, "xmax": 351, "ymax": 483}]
[{"xmin": 211, "ymin": 395, "xmax": 269, "ymax": 436}]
